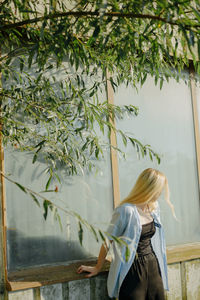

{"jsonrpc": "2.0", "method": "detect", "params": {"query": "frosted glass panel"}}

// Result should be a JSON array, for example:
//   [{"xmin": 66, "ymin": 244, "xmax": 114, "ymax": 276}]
[
  {"xmin": 4, "ymin": 77, "xmax": 113, "ymax": 270},
  {"xmin": 3, "ymin": 60, "xmax": 114, "ymax": 271},
  {"xmin": 5, "ymin": 147, "xmax": 113, "ymax": 270},
  {"xmin": 115, "ymin": 75, "xmax": 200, "ymax": 245}
]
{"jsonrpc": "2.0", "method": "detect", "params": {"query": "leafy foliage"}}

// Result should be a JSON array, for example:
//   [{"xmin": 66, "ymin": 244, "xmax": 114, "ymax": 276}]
[
  {"xmin": 0, "ymin": 0, "xmax": 200, "ymax": 244},
  {"xmin": 2, "ymin": 0, "xmax": 189, "ymax": 178}
]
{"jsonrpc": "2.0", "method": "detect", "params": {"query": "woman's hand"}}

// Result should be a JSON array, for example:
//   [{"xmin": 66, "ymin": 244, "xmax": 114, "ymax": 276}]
[
  {"xmin": 77, "ymin": 265, "xmax": 100, "ymax": 278},
  {"xmin": 77, "ymin": 243, "xmax": 108, "ymax": 278}
]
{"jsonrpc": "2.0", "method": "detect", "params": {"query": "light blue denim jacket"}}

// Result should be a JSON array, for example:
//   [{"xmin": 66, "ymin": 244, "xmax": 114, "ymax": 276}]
[{"xmin": 106, "ymin": 203, "xmax": 169, "ymax": 298}]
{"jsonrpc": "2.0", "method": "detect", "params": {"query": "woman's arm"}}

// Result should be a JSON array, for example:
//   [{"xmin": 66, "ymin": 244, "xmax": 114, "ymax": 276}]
[
  {"xmin": 77, "ymin": 206, "xmax": 124, "ymax": 277},
  {"xmin": 77, "ymin": 243, "xmax": 109, "ymax": 278}
]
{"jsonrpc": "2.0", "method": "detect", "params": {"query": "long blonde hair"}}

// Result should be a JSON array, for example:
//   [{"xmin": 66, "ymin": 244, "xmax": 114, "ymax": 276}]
[{"xmin": 121, "ymin": 168, "xmax": 175, "ymax": 216}]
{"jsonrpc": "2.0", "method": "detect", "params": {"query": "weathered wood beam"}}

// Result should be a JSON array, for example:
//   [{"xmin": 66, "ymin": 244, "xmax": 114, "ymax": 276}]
[
  {"xmin": 0, "ymin": 55, "xmax": 8, "ymax": 300},
  {"xmin": 106, "ymin": 71, "xmax": 120, "ymax": 208}
]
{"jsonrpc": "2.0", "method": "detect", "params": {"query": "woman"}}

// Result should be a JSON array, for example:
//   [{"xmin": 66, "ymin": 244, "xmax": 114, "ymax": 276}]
[{"xmin": 77, "ymin": 168, "xmax": 175, "ymax": 299}]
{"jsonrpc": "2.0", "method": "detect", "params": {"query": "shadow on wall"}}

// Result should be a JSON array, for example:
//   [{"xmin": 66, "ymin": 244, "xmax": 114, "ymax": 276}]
[{"xmin": 7, "ymin": 229, "xmax": 92, "ymax": 271}]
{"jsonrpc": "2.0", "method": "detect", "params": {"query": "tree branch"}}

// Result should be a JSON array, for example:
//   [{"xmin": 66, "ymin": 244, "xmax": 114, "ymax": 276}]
[
  {"xmin": 0, "ymin": 171, "xmax": 116, "ymax": 246},
  {"xmin": 0, "ymin": 47, "xmax": 32, "ymax": 62},
  {"xmin": 1, "ymin": 10, "xmax": 200, "ymax": 31}
]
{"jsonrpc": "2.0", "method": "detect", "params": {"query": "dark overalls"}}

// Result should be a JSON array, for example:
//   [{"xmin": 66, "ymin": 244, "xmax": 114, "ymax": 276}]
[{"xmin": 119, "ymin": 221, "xmax": 165, "ymax": 300}]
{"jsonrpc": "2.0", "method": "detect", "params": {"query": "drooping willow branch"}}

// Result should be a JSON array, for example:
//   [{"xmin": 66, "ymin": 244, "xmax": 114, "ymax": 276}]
[{"xmin": 0, "ymin": 171, "xmax": 131, "ymax": 259}]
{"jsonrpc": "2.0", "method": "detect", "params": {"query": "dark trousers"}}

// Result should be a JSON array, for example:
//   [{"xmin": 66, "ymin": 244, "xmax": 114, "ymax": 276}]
[{"xmin": 119, "ymin": 253, "xmax": 165, "ymax": 300}]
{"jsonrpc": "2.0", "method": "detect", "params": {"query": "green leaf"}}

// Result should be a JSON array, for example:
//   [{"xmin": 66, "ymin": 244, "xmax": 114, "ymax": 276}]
[
  {"xmin": 125, "ymin": 245, "xmax": 130, "ymax": 262},
  {"xmin": 109, "ymin": 234, "xmax": 125, "ymax": 246},
  {"xmin": 181, "ymin": 26, "xmax": 191, "ymax": 50},
  {"xmin": 28, "ymin": 51, "xmax": 35, "ymax": 68},
  {"xmin": 32, "ymin": 153, "xmax": 38, "ymax": 164},
  {"xmin": 98, "ymin": 230, "xmax": 105, "ymax": 242},
  {"xmin": 43, "ymin": 200, "xmax": 49, "ymax": 220},
  {"xmin": 119, "ymin": 130, "xmax": 127, "ymax": 147},
  {"xmin": 82, "ymin": 140, "xmax": 89, "ymax": 151},
  {"xmin": 197, "ymin": 63, "xmax": 200, "ymax": 76},
  {"xmin": 57, "ymin": 214, "xmax": 63, "ymax": 231},
  {"xmin": 198, "ymin": 39, "xmax": 200, "ymax": 61},
  {"xmin": 45, "ymin": 174, "xmax": 52, "ymax": 191},
  {"xmin": 140, "ymin": 146, "xmax": 145, "ymax": 158},
  {"xmin": 149, "ymin": 150, "xmax": 153, "ymax": 161},
  {"xmin": 19, "ymin": 58, "xmax": 25, "ymax": 72},
  {"xmin": 110, "ymin": 77, "xmax": 117, "ymax": 92},
  {"xmin": 30, "ymin": 193, "xmax": 40, "ymax": 207},
  {"xmin": 35, "ymin": 73, "xmax": 43, "ymax": 84},
  {"xmin": 141, "ymin": 73, "xmax": 147, "ymax": 86},
  {"xmin": 78, "ymin": 221, "xmax": 83, "ymax": 245},
  {"xmin": 160, "ymin": 78, "xmax": 164, "ymax": 90},
  {"xmin": 129, "ymin": 137, "xmax": 135, "ymax": 147},
  {"xmin": 157, "ymin": 155, "xmax": 161, "ymax": 164},
  {"xmin": 95, "ymin": 147, "xmax": 100, "ymax": 158},
  {"xmin": 54, "ymin": 172, "xmax": 61, "ymax": 184},
  {"xmin": 54, "ymin": 209, "xmax": 63, "ymax": 231},
  {"xmin": 191, "ymin": 7, "xmax": 200, "ymax": 21},
  {"xmin": 90, "ymin": 225, "xmax": 99, "ymax": 242},
  {"xmin": 15, "ymin": 183, "xmax": 27, "ymax": 193}
]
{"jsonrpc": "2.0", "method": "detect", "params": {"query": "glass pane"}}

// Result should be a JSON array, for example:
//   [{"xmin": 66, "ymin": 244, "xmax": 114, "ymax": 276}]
[
  {"xmin": 4, "ymin": 93, "xmax": 113, "ymax": 271},
  {"xmin": 114, "ymin": 74, "xmax": 200, "ymax": 246}
]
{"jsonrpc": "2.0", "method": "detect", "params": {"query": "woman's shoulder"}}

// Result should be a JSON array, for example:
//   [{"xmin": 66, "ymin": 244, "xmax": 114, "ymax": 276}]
[{"xmin": 116, "ymin": 202, "xmax": 137, "ymax": 215}]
